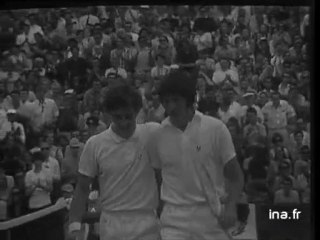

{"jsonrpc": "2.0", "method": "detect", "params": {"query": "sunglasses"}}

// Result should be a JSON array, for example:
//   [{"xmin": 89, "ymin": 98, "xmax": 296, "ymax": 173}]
[{"xmin": 41, "ymin": 147, "xmax": 50, "ymax": 150}]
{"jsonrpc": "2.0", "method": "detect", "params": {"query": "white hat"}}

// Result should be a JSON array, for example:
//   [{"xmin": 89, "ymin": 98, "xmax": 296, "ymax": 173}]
[{"xmin": 30, "ymin": 147, "xmax": 41, "ymax": 154}]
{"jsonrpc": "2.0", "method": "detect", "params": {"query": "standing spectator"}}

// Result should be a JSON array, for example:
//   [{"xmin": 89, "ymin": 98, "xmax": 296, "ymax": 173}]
[
  {"xmin": 83, "ymin": 79, "xmax": 102, "ymax": 113},
  {"xmin": 61, "ymin": 137, "xmax": 84, "ymax": 185},
  {"xmin": 23, "ymin": 84, "xmax": 59, "ymax": 134},
  {"xmin": 40, "ymin": 141, "xmax": 61, "ymax": 183},
  {"xmin": 25, "ymin": 149, "xmax": 53, "ymax": 211},
  {"xmin": 243, "ymin": 107, "xmax": 267, "ymax": 144},
  {"xmin": 63, "ymin": 46, "xmax": 92, "ymax": 93},
  {"xmin": 212, "ymin": 57, "xmax": 239, "ymax": 87},
  {"xmin": 153, "ymin": 35, "xmax": 176, "ymax": 66},
  {"xmin": 262, "ymin": 91, "xmax": 296, "ymax": 145}
]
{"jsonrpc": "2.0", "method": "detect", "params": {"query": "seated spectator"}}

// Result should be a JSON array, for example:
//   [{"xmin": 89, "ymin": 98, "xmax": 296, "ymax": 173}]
[
  {"xmin": 245, "ymin": 146, "xmax": 269, "ymax": 202},
  {"xmin": 269, "ymin": 132, "xmax": 291, "ymax": 162},
  {"xmin": 273, "ymin": 177, "xmax": 300, "ymax": 205},
  {"xmin": 218, "ymin": 85, "xmax": 242, "ymax": 124},
  {"xmin": 293, "ymin": 145, "xmax": 310, "ymax": 177},
  {"xmin": 0, "ymin": 109, "xmax": 26, "ymax": 144},
  {"xmin": 105, "ymin": 57, "xmax": 128, "ymax": 80},
  {"xmin": 0, "ymin": 162, "xmax": 15, "ymax": 220},
  {"xmin": 86, "ymin": 116, "xmax": 103, "ymax": 137},
  {"xmin": 83, "ymin": 79, "xmax": 103, "ymax": 113},
  {"xmin": 240, "ymin": 91, "xmax": 264, "ymax": 125},
  {"xmin": 152, "ymin": 35, "xmax": 176, "ymax": 66},
  {"xmin": 25, "ymin": 148, "xmax": 53, "ymax": 211},
  {"xmin": 43, "ymin": 129, "xmax": 64, "ymax": 165},
  {"xmin": 243, "ymin": 107, "xmax": 267, "ymax": 144},
  {"xmin": 150, "ymin": 54, "xmax": 170, "ymax": 79},
  {"xmin": 135, "ymin": 36, "xmax": 154, "ymax": 79},
  {"xmin": 40, "ymin": 141, "xmax": 61, "ymax": 183},
  {"xmin": 269, "ymin": 160, "xmax": 295, "ymax": 193},
  {"xmin": 145, "ymin": 90, "xmax": 165, "ymax": 123},
  {"xmin": 212, "ymin": 57, "xmax": 239, "ymax": 87},
  {"xmin": 61, "ymin": 138, "xmax": 84, "ymax": 185}
]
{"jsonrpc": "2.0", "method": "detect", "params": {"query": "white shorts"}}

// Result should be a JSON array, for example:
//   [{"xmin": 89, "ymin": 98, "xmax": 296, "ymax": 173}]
[
  {"xmin": 99, "ymin": 210, "xmax": 161, "ymax": 240},
  {"xmin": 160, "ymin": 203, "xmax": 230, "ymax": 240}
]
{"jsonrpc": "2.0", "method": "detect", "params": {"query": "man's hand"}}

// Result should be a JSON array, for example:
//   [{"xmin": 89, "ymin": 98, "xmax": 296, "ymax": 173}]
[
  {"xmin": 68, "ymin": 230, "xmax": 82, "ymax": 240},
  {"xmin": 219, "ymin": 202, "xmax": 237, "ymax": 229}
]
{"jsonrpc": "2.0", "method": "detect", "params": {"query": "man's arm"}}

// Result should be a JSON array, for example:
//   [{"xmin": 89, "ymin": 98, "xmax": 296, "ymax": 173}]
[
  {"xmin": 69, "ymin": 173, "xmax": 93, "ymax": 225},
  {"xmin": 223, "ymin": 157, "xmax": 244, "ymax": 205}
]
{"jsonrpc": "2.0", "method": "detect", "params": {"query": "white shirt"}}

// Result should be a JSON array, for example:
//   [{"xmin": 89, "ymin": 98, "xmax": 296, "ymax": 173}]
[
  {"xmin": 218, "ymin": 101, "xmax": 243, "ymax": 124},
  {"xmin": 212, "ymin": 69, "xmax": 239, "ymax": 85},
  {"xmin": 193, "ymin": 32, "xmax": 213, "ymax": 51},
  {"xmin": 79, "ymin": 14, "xmax": 100, "ymax": 30},
  {"xmin": 25, "ymin": 168, "xmax": 52, "ymax": 209},
  {"xmin": 150, "ymin": 65, "xmax": 170, "ymax": 79},
  {"xmin": 0, "ymin": 120, "xmax": 26, "ymax": 143},
  {"xmin": 28, "ymin": 24, "xmax": 44, "ymax": 44},
  {"xmin": 42, "ymin": 156, "xmax": 61, "ymax": 181},
  {"xmin": 78, "ymin": 123, "xmax": 160, "ymax": 212},
  {"xmin": 241, "ymin": 104, "xmax": 264, "ymax": 124},
  {"xmin": 148, "ymin": 111, "xmax": 236, "ymax": 207},
  {"xmin": 23, "ymin": 98, "xmax": 59, "ymax": 131}
]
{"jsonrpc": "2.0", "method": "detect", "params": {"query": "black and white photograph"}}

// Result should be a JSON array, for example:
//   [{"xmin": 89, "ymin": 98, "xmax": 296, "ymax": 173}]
[{"xmin": 0, "ymin": 4, "xmax": 312, "ymax": 240}]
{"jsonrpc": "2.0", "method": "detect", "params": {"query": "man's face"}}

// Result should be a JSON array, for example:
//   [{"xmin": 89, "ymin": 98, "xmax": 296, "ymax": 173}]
[
  {"xmin": 35, "ymin": 88, "xmax": 45, "ymax": 100},
  {"xmin": 92, "ymin": 81, "xmax": 101, "ymax": 91},
  {"xmin": 20, "ymin": 90, "xmax": 28, "ymax": 101},
  {"xmin": 71, "ymin": 48, "xmax": 79, "ymax": 58},
  {"xmin": 109, "ymin": 108, "xmax": 137, "ymax": 133},
  {"xmin": 294, "ymin": 133, "xmax": 303, "ymax": 144},
  {"xmin": 40, "ymin": 143, "xmax": 50, "ymax": 158},
  {"xmin": 94, "ymin": 33, "xmax": 102, "ymax": 44},
  {"xmin": 264, "ymin": 78, "xmax": 272, "ymax": 89},
  {"xmin": 271, "ymin": 93, "xmax": 280, "ymax": 106},
  {"xmin": 161, "ymin": 95, "xmax": 188, "ymax": 119},
  {"xmin": 247, "ymin": 112, "xmax": 257, "ymax": 124}
]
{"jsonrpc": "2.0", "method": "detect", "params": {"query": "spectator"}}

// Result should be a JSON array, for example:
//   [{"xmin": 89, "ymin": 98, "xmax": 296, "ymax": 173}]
[
  {"xmin": 273, "ymin": 177, "xmax": 300, "ymax": 205},
  {"xmin": 150, "ymin": 54, "xmax": 170, "ymax": 79},
  {"xmin": 0, "ymin": 109, "xmax": 25, "ymax": 144},
  {"xmin": 262, "ymin": 91, "xmax": 296, "ymax": 144},
  {"xmin": 61, "ymin": 137, "xmax": 84, "ymax": 184},
  {"xmin": 243, "ymin": 107, "xmax": 266, "ymax": 144},
  {"xmin": 83, "ymin": 79, "xmax": 103, "ymax": 113},
  {"xmin": 0, "ymin": 162, "xmax": 15, "ymax": 220},
  {"xmin": 25, "ymin": 148, "xmax": 53, "ymax": 211},
  {"xmin": 212, "ymin": 57, "xmax": 239, "ymax": 87}
]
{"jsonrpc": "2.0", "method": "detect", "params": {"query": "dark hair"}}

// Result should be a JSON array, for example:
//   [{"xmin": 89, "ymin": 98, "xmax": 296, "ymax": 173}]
[
  {"xmin": 281, "ymin": 176, "xmax": 293, "ymax": 185},
  {"xmin": 272, "ymin": 132, "xmax": 283, "ymax": 143},
  {"xmin": 31, "ymin": 151, "xmax": 45, "ymax": 162},
  {"xmin": 155, "ymin": 54, "xmax": 165, "ymax": 61},
  {"xmin": 293, "ymin": 130, "xmax": 303, "ymax": 137},
  {"xmin": 103, "ymin": 84, "xmax": 142, "ymax": 113},
  {"xmin": 247, "ymin": 107, "xmax": 257, "ymax": 115},
  {"xmin": 158, "ymin": 70, "xmax": 197, "ymax": 107}
]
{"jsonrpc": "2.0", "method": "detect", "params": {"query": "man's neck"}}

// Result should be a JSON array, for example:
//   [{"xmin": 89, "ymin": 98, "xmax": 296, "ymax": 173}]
[{"xmin": 111, "ymin": 124, "xmax": 136, "ymax": 140}]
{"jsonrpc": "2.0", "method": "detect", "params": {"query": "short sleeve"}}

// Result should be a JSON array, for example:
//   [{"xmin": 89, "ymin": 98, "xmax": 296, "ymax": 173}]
[
  {"xmin": 24, "ymin": 172, "xmax": 33, "ymax": 188},
  {"xmin": 78, "ymin": 138, "xmax": 98, "ymax": 178},
  {"xmin": 286, "ymin": 103, "xmax": 296, "ymax": 118},
  {"xmin": 146, "ymin": 126, "xmax": 162, "ymax": 169},
  {"xmin": 216, "ymin": 122, "xmax": 236, "ymax": 165}
]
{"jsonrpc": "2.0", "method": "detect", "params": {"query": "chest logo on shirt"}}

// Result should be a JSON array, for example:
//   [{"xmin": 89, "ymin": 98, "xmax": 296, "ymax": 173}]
[{"xmin": 196, "ymin": 145, "xmax": 201, "ymax": 152}]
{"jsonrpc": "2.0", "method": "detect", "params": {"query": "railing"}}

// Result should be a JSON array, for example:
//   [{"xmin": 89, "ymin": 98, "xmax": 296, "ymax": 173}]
[{"xmin": 0, "ymin": 198, "xmax": 67, "ymax": 240}]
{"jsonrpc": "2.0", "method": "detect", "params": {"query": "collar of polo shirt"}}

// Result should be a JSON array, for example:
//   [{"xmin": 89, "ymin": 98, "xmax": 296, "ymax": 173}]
[{"xmin": 108, "ymin": 125, "xmax": 140, "ymax": 143}]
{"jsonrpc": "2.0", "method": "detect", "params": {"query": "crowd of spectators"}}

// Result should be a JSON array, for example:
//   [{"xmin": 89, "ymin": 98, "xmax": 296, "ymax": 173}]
[{"xmin": 0, "ymin": 5, "xmax": 311, "ymax": 234}]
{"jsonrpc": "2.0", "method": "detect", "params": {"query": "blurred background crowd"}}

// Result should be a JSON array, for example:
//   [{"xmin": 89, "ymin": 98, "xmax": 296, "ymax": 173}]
[{"xmin": 0, "ymin": 5, "xmax": 311, "ymax": 233}]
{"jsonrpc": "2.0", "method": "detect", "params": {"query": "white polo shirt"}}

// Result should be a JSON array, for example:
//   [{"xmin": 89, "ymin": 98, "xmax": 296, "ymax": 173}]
[
  {"xmin": 79, "ymin": 123, "xmax": 160, "ymax": 212},
  {"xmin": 148, "ymin": 111, "xmax": 236, "ymax": 206}
]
